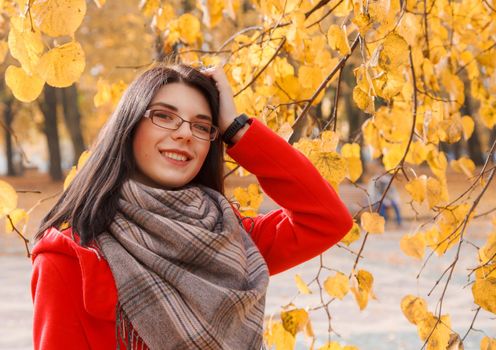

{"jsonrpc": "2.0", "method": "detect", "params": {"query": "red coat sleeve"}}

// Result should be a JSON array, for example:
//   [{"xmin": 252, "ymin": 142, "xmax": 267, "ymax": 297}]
[
  {"xmin": 227, "ymin": 119, "xmax": 353, "ymax": 276},
  {"xmin": 31, "ymin": 253, "xmax": 91, "ymax": 350}
]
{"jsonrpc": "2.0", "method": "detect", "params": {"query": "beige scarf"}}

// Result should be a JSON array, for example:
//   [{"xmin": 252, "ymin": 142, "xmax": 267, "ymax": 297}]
[{"xmin": 96, "ymin": 180, "xmax": 270, "ymax": 350}]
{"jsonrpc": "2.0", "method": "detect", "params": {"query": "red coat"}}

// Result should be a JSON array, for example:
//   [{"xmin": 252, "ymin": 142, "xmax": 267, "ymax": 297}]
[{"xmin": 31, "ymin": 118, "xmax": 353, "ymax": 349}]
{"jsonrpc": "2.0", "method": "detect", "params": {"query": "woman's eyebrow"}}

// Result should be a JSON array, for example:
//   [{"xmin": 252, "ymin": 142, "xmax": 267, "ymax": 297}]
[{"xmin": 148, "ymin": 102, "xmax": 212, "ymax": 121}]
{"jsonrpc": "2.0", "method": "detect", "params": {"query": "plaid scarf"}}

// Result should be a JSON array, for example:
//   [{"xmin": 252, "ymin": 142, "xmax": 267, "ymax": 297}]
[{"xmin": 96, "ymin": 180, "xmax": 270, "ymax": 350}]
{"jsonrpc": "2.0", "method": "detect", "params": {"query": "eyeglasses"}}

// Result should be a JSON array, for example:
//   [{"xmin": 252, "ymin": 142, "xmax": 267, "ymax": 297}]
[{"xmin": 143, "ymin": 109, "xmax": 219, "ymax": 141}]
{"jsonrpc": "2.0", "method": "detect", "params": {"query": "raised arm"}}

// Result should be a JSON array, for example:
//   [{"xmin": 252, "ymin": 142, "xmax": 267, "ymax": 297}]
[{"xmin": 227, "ymin": 118, "xmax": 353, "ymax": 275}]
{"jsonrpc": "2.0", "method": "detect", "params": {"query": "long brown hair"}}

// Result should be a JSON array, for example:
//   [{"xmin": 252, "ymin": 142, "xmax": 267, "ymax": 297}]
[{"xmin": 35, "ymin": 64, "xmax": 224, "ymax": 246}]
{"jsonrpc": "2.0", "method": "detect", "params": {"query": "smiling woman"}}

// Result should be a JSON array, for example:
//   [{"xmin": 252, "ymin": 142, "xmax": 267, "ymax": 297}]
[{"xmin": 30, "ymin": 63, "xmax": 353, "ymax": 350}]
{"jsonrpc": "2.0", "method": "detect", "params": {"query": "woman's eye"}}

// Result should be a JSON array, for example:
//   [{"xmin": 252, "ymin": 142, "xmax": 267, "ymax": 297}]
[
  {"xmin": 155, "ymin": 112, "xmax": 174, "ymax": 120},
  {"xmin": 194, "ymin": 124, "xmax": 211, "ymax": 132}
]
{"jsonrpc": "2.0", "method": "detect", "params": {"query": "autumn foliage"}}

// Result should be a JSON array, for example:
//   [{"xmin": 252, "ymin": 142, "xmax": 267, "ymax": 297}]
[{"xmin": 1, "ymin": 0, "xmax": 496, "ymax": 348}]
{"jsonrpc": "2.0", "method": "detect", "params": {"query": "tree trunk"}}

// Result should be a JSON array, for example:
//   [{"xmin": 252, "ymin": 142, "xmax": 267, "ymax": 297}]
[
  {"xmin": 462, "ymin": 85, "xmax": 484, "ymax": 165},
  {"xmin": 61, "ymin": 84, "xmax": 86, "ymax": 163},
  {"xmin": 40, "ymin": 85, "xmax": 63, "ymax": 181},
  {"xmin": 3, "ymin": 97, "xmax": 16, "ymax": 176}
]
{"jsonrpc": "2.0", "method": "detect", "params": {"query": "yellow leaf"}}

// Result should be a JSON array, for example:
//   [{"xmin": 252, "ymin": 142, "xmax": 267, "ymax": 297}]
[
  {"xmin": 461, "ymin": 115, "xmax": 475, "ymax": 140},
  {"xmin": 5, "ymin": 65, "xmax": 45, "ymax": 102},
  {"xmin": 345, "ymin": 157, "xmax": 363, "ymax": 183},
  {"xmin": 31, "ymin": 0, "xmax": 87, "ymax": 36},
  {"xmin": 8, "ymin": 16, "xmax": 45, "ymax": 75},
  {"xmin": 360, "ymin": 212, "xmax": 385, "ymax": 234},
  {"xmin": 340, "ymin": 221, "xmax": 361, "ymax": 246},
  {"xmin": 320, "ymin": 131, "xmax": 340, "ymax": 153},
  {"xmin": 426, "ymin": 177, "xmax": 448, "ymax": 209},
  {"xmin": 405, "ymin": 176, "xmax": 427, "ymax": 203},
  {"xmin": 232, "ymin": 184, "xmax": 263, "ymax": 216},
  {"xmin": 438, "ymin": 119, "xmax": 463, "ymax": 144},
  {"xmin": 479, "ymin": 232, "xmax": 496, "ymax": 265},
  {"xmin": 481, "ymin": 336, "xmax": 496, "ymax": 350},
  {"xmin": 405, "ymin": 141, "xmax": 428, "ymax": 165},
  {"xmin": 38, "ymin": 41, "xmax": 85, "ymax": 88},
  {"xmin": 152, "ymin": 4, "xmax": 176, "ymax": 31},
  {"xmin": 94, "ymin": 78, "xmax": 112, "ymax": 107},
  {"xmin": 378, "ymin": 32, "xmax": 409, "ymax": 74},
  {"xmin": 294, "ymin": 274, "xmax": 312, "ymax": 294},
  {"xmin": 178, "ymin": 13, "xmax": 201, "ymax": 45},
  {"xmin": 451, "ymin": 157, "xmax": 475, "ymax": 178},
  {"xmin": 417, "ymin": 313, "xmax": 452, "ymax": 350},
  {"xmin": 5, "ymin": 208, "xmax": 28, "ymax": 233},
  {"xmin": 64, "ymin": 166, "xmax": 77, "ymax": 190},
  {"xmin": 327, "ymin": 25, "xmax": 350, "ymax": 56},
  {"xmin": 472, "ymin": 277, "xmax": 496, "ymax": 314},
  {"xmin": 351, "ymin": 269, "xmax": 374, "ymax": 310},
  {"xmin": 324, "ymin": 272, "xmax": 349, "ymax": 300},
  {"xmin": 313, "ymin": 152, "xmax": 347, "ymax": 190},
  {"xmin": 0, "ymin": 180, "xmax": 18, "ymax": 217},
  {"xmin": 264, "ymin": 322, "xmax": 295, "ymax": 350},
  {"xmin": 400, "ymin": 233, "xmax": 426, "ymax": 260},
  {"xmin": 341, "ymin": 143, "xmax": 360, "ymax": 158},
  {"xmin": 140, "ymin": 0, "xmax": 160, "ymax": 17},
  {"xmin": 280, "ymin": 308, "xmax": 309, "ymax": 336},
  {"xmin": 400, "ymin": 295, "xmax": 429, "ymax": 325},
  {"xmin": 353, "ymin": 85, "xmax": 374, "ymax": 114},
  {"xmin": 382, "ymin": 144, "xmax": 403, "ymax": 171},
  {"xmin": 77, "ymin": 150, "xmax": 91, "ymax": 170}
]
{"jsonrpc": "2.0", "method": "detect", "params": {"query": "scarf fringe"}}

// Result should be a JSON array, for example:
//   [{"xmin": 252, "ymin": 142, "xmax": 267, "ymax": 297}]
[{"xmin": 116, "ymin": 302, "xmax": 147, "ymax": 350}]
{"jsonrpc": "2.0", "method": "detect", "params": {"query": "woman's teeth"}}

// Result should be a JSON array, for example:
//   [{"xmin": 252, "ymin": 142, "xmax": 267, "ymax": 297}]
[{"xmin": 162, "ymin": 152, "xmax": 188, "ymax": 161}]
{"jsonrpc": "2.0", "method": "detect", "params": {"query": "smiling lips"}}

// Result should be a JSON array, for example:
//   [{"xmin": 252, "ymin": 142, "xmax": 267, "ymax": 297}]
[{"xmin": 160, "ymin": 150, "xmax": 193, "ymax": 163}]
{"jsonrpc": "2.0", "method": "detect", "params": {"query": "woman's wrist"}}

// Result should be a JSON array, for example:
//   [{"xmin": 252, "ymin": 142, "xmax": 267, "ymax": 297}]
[{"xmin": 229, "ymin": 123, "xmax": 250, "ymax": 145}]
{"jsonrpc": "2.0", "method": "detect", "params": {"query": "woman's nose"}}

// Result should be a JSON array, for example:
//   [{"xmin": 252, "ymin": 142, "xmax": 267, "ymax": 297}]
[{"xmin": 171, "ymin": 121, "xmax": 193, "ymax": 140}]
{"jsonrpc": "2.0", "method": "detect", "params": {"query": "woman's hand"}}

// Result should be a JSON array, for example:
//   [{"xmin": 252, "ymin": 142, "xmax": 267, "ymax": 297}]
[{"xmin": 201, "ymin": 65, "xmax": 239, "ymax": 134}]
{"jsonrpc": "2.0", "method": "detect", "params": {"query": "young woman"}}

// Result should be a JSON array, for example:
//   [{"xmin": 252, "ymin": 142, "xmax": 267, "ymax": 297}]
[{"xmin": 31, "ymin": 63, "xmax": 353, "ymax": 350}]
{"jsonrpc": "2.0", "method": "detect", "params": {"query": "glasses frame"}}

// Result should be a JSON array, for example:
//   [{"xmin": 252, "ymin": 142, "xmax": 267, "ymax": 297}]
[{"xmin": 143, "ymin": 109, "xmax": 219, "ymax": 141}]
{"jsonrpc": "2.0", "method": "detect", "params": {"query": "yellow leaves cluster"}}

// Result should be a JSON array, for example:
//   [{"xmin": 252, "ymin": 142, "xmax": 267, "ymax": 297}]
[
  {"xmin": 263, "ymin": 321, "xmax": 295, "ymax": 350},
  {"xmin": 405, "ymin": 175, "xmax": 448, "ymax": 209},
  {"xmin": 6, "ymin": 2, "xmax": 87, "ymax": 102},
  {"xmin": 293, "ymin": 133, "xmax": 347, "ymax": 190},
  {"xmin": 264, "ymin": 307, "xmax": 315, "ymax": 350},
  {"xmin": 94, "ymin": 78, "xmax": 127, "ymax": 107},
  {"xmin": 232, "ymin": 183, "xmax": 263, "ymax": 217},
  {"xmin": 401, "ymin": 295, "xmax": 455, "ymax": 350}
]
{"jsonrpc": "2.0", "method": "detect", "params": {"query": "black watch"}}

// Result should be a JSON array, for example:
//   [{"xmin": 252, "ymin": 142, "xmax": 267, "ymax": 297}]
[{"xmin": 222, "ymin": 114, "xmax": 250, "ymax": 145}]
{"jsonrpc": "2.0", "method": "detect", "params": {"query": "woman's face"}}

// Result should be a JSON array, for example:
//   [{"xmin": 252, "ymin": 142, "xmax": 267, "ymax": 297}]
[{"xmin": 132, "ymin": 82, "xmax": 213, "ymax": 189}]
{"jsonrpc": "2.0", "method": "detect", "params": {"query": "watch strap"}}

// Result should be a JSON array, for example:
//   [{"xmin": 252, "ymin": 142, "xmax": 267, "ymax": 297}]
[{"xmin": 222, "ymin": 114, "xmax": 250, "ymax": 145}]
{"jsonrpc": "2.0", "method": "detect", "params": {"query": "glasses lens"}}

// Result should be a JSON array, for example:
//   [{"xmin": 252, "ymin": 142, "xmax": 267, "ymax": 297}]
[
  {"xmin": 151, "ymin": 110, "xmax": 180, "ymax": 128},
  {"xmin": 192, "ymin": 123, "xmax": 216, "ymax": 141}
]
